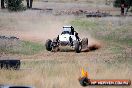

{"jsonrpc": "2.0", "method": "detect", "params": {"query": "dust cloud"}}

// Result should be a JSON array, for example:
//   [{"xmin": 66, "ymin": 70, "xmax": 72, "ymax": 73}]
[{"xmin": 0, "ymin": 12, "xmax": 101, "ymax": 51}]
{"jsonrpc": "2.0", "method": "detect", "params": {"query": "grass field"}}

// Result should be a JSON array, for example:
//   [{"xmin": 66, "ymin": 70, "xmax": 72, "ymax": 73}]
[
  {"xmin": 0, "ymin": 16, "xmax": 131, "ymax": 88},
  {"xmin": 0, "ymin": 40, "xmax": 44, "ymax": 55},
  {"xmin": 0, "ymin": 1, "xmax": 132, "ymax": 88}
]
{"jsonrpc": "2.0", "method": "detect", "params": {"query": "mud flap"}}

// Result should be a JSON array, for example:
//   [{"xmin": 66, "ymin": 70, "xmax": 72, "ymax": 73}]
[
  {"xmin": 51, "ymin": 38, "xmax": 59, "ymax": 52},
  {"xmin": 81, "ymin": 38, "xmax": 88, "ymax": 51}
]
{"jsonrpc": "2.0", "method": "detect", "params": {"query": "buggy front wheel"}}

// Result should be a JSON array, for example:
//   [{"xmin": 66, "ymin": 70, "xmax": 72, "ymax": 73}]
[{"xmin": 74, "ymin": 41, "xmax": 81, "ymax": 53}]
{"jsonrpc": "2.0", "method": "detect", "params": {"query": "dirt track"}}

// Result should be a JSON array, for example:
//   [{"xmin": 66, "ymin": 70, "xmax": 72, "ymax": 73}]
[
  {"xmin": 0, "ymin": 6, "xmax": 101, "ymax": 47},
  {"xmin": 0, "ymin": 1, "xmax": 121, "ymax": 42}
]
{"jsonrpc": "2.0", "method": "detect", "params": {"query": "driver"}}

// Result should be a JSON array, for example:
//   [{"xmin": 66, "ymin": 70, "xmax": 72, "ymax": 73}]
[
  {"xmin": 71, "ymin": 26, "xmax": 80, "ymax": 41},
  {"xmin": 75, "ymin": 31, "xmax": 80, "ymax": 41}
]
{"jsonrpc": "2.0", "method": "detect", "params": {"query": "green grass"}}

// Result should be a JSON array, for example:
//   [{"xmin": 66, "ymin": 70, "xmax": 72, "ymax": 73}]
[
  {"xmin": 0, "ymin": 41, "xmax": 45, "ymax": 55},
  {"xmin": 71, "ymin": 19, "xmax": 97, "ymax": 31},
  {"xmin": 19, "ymin": 41, "xmax": 45, "ymax": 55}
]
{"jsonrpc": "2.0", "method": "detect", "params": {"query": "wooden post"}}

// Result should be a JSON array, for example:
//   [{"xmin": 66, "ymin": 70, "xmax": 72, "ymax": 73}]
[
  {"xmin": 26, "ymin": 0, "xmax": 30, "ymax": 8},
  {"xmin": 26, "ymin": 0, "xmax": 33, "ymax": 9},
  {"xmin": 29, "ymin": 0, "xmax": 33, "ymax": 8}
]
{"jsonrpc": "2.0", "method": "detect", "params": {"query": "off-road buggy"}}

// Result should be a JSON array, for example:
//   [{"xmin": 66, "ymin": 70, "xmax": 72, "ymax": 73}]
[{"xmin": 45, "ymin": 26, "xmax": 88, "ymax": 53}]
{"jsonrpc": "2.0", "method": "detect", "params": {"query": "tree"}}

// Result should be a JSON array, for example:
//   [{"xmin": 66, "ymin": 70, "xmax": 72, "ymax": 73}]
[
  {"xmin": 5, "ymin": 0, "xmax": 25, "ymax": 11},
  {"xmin": 1, "ymin": 0, "xmax": 5, "ymax": 8},
  {"xmin": 114, "ymin": 0, "xmax": 132, "ymax": 13},
  {"xmin": 114, "ymin": 0, "xmax": 132, "ymax": 8},
  {"xmin": 126, "ymin": 0, "xmax": 132, "ymax": 9}
]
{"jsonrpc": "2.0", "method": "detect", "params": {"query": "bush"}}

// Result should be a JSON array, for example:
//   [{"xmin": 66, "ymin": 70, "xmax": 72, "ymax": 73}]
[
  {"xmin": 5, "ymin": 0, "xmax": 25, "ymax": 11},
  {"xmin": 113, "ymin": 0, "xmax": 121, "ymax": 7},
  {"xmin": 114, "ymin": 0, "xmax": 132, "ymax": 8}
]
